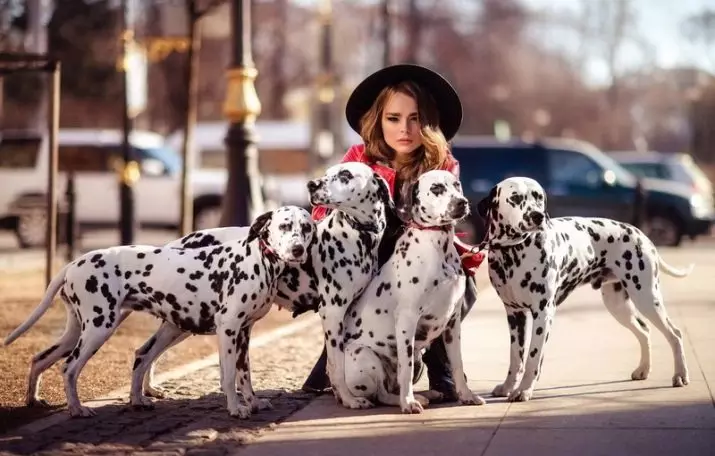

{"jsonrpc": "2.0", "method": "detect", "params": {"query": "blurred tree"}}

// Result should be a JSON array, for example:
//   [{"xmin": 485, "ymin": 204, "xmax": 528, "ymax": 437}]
[{"xmin": 681, "ymin": 8, "xmax": 715, "ymax": 71}]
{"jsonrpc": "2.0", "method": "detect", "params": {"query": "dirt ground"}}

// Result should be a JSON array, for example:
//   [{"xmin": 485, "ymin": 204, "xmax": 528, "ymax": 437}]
[{"xmin": 0, "ymin": 265, "xmax": 298, "ymax": 434}]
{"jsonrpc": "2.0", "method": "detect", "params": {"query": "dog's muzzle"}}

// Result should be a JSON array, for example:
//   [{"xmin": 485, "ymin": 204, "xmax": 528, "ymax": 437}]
[
  {"xmin": 448, "ymin": 198, "xmax": 470, "ymax": 219},
  {"xmin": 307, "ymin": 179, "xmax": 326, "ymax": 204}
]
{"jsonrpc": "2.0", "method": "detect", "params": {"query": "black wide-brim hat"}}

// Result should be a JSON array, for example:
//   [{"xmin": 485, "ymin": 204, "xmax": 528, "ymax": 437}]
[{"xmin": 345, "ymin": 64, "xmax": 463, "ymax": 141}]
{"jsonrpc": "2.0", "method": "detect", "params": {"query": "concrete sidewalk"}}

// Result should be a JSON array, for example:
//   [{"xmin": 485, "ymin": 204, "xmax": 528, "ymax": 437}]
[{"xmin": 232, "ymin": 267, "xmax": 715, "ymax": 455}]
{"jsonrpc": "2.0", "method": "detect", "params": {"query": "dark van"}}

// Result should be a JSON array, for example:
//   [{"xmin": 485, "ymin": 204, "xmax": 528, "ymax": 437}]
[{"xmin": 451, "ymin": 136, "xmax": 714, "ymax": 246}]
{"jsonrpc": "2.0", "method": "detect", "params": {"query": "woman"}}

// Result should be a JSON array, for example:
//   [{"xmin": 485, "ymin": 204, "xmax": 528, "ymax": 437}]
[{"xmin": 301, "ymin": 64, "xmax": 485, "ymax": 402}]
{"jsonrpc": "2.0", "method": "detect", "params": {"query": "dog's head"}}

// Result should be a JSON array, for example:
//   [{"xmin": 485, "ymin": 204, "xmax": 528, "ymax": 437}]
[
  {"xmin": 476, "ymin": 176, "xmax": 548, "ymax": 245},
  {"xmin": 307, "ymin": 162, "xmax": 395, "ymax": 229},
  {"xmin": 246, "ymin": 206, "xmax": 316, "ymax": 263},
  {"xmin": 399, "ymin": 170, "xmax": 469, "ymax": 227}
]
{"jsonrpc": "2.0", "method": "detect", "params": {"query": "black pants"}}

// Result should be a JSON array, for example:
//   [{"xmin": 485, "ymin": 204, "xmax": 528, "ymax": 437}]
[{"xmin": 302, "ymin": 224, "xmax": 478, "ymax": 393}]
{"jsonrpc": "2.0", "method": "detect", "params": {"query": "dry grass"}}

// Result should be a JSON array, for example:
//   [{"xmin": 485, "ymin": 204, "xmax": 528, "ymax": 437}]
[{"xmin": 0, "ymin": 266, "xmax": 296, "ymax": 433}]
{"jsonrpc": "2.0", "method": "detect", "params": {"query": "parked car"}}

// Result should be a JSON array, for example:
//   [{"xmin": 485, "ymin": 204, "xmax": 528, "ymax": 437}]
[
  {"xmin": 0, "ymin": 128, "xmax": 248, "ymax": 248},
  {"xmin": 608, "ymin": 150, "xmax": 714, "ymax": 202},
  {"xmin": 450, "ymin": 136, "xmax": 714, "ymax": 247}
]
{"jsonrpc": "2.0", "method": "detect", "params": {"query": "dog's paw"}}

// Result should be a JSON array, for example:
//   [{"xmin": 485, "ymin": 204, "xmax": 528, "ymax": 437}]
[
  {"xmin": 631, "ymin": 366, "xmax": 650, "ymax": 381},
  {"xmin": 400, "ymin": 398, "xmax": 424, "ymax": 414},
  {"xmin": 672, "ymin": 373, "xmax": 689, "ymax": 387},
  {"xmin": 251, "ymin": 398, "xmax": 273, "ymax": 412},
  {"xmin": 68, "ymin": 404, "xmax": 96, "ymax": 418},
  {"xmin": 507, "ymin": 388, "xmax": 533, "ymax": 402},
  {"xmin": 491, "ymin": 383, "xmax": 515, "ymax": 397},
  {"xmin": 26, "ymin": 397, "xmax": 52, "ymax": 408},
  {"xmin": 228, "ymin": 404, "xmax": 252, "ymax": 419},
  {"xmin": 130, "ymin": 396, "xmax": 156, "ymax": 410},
  {"xmin": 144, "ymin": 385, "xmax": 168, "ymax": 399},
  {"xmin": 341, "ymin": 396, "xmax": 374, "ymax": 409},
  {"xmin": 458, "ymin": 390, "xmax": 486, "ymax": 406}
]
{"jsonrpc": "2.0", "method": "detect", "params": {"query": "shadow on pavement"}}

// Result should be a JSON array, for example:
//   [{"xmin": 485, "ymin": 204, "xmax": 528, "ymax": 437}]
[{"xmin": 0, "ymin": 383, "xmax": 713, "ymax": 455}]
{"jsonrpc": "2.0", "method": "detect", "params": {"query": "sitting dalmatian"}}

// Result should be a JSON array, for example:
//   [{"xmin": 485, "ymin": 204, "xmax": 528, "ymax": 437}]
[
  {"xmin": 128, "ymin": 162, "xmax": 396, "ymax": 409},
  {"xmin": 478, "ymin": 177, "xmax": 692, "ymax": 402},
  {"xmin": 3, "ymin": 206, "xmax": 316, "ymax": 418},
  {"xmin": 342, "ymin": 170, "xmax": 486, "ymax": 413}
]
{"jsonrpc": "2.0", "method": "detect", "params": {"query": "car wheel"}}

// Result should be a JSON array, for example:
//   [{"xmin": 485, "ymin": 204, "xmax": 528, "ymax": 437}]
[
  {"xmin": 14, "ymin": 208, "xmax": 48, "ymax": 249},
  {"xmin": 193, "ymin": 205, "xmax": 223, "ymax": 231},
  {"xmin": 644, "ymin": 215, "xmax": 682, "ymax": 247}
]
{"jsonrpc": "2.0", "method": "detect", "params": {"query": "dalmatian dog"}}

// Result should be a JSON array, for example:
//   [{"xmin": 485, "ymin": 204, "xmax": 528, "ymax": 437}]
[
  {"xmin": 128, "ymin": 162, "xmax": 396, "ymax": 409},
  {"xmin": 477, "ymin": 177, "xmax": 692, "ymax": 402},
  {"xmin": 342, "ymin": 170, "xmax": 486, "ymax": 413},
  {"xmin": 3, "ymin": 206, "xmax": 316, "ymax": 418}
]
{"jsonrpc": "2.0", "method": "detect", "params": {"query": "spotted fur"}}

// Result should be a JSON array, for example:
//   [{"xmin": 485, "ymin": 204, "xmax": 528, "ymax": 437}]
[
  {"xmin": 129, "ymin": 162, "xmax": 396, "ymax": 410},
  {"xmin": 341, "ymin": 170, "xmax": 486, "ymax": 413},
  {"xmin": 3, "ymin": 206, "xmax": 316, "ymax": 418},
  {"xmin": 479, "ymin": 177, "xmax": 692, "ymax": 402}
]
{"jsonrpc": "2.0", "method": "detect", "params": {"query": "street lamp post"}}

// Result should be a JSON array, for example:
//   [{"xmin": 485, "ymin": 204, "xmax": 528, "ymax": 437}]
[
  {"xmin": 310, "ymin": 0, "xmax": 336, "ymax": 175},
  {"xmin": 220, "ymin": 0, "xmax": 262, "ymax": 228},
  {"xmin": 119, "ymin": 0, "xmax": 139, "ymax": 245}
]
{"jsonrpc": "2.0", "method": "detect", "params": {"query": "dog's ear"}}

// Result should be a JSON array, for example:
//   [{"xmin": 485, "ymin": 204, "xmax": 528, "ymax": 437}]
[
  {"xmin": 374, "ymin": 174, "xmax": 393, "ymax": 209},
  {"xmin": 246, "ymin": 211, "xmax": 273, "ymax": 243},
  {"xmin": 396, "ymin": 181, "xmax": 419, "ymax": 223},
  {"xmin": 477, "ymin": 186, "xmax": 497, "ymax": 219}
]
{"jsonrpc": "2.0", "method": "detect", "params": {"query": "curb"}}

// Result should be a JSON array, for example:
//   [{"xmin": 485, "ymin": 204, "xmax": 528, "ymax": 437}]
[{"xmin": 6, "ymin": 313, "xmax": 321, "ymax": 436}]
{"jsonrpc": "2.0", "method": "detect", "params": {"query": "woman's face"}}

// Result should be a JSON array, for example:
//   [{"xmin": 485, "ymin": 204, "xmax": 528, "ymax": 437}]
[{"xmin": 381, "ymin": 91, "xmax": 422, "ymax": 160}]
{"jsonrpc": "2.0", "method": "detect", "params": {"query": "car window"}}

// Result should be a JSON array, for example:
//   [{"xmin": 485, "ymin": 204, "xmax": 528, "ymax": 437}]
[
  {"xmin": 548, "ymin": 149, "xmax": 603, "ymax": 188},
  {"xmin": 59, "ymin": 145, "xmax": 119, "ymax": 172},
  {"xmin": 0, "ymin": 137, "xmax": 41, "ymax": 169},
  {"xmin": 620, "ymin": 162, "xmax": 668, "ymax": 179},
  {"xmin": 451, "ymin": 146, "xmax": 547, "ymax": 193}
]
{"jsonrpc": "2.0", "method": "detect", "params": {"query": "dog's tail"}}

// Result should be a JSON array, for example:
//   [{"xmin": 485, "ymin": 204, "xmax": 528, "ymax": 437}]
[
  {"xmin": 658, "ymin": 254, "xmax": 694, "ymax": 278},
  {"xmin": 4, "ymin": 264, "xmax": 69, "ymax": 346}
]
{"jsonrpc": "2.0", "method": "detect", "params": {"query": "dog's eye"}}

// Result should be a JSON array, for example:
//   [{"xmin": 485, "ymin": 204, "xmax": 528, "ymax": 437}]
[
  {"xmin": 301, "ymin": 223, "xmax": 312, "ymax": 234},
  {"xmin": 337, "ymin": 170, "xmax": 353, "ymax": 183},
  {"xmin": 279, "ymin": 223, "xmax": 291, "ymax": 231},
  {"xmin": 430, "ymin": 183, "xmax": 446, "ymax": 196}
]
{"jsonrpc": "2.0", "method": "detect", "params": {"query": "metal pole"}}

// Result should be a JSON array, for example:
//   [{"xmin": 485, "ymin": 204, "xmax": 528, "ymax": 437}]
[
  {"xmin": 381, "ymin": 0, "xmax": 390, "ymax": 67},
  {"xmin": 179, "ymin": 2, "xmax": 202, "ymax": 236},
  {"xmin": 220, "ymin": 0, "xmax": 262, "ymax": 228},
  {"xmin": 45, "ymin": 60, "xmax": 59, "ymax": 288},
  {"xmin": 119, "ymin": 0, "xmax": 138, "ymax": 245}
]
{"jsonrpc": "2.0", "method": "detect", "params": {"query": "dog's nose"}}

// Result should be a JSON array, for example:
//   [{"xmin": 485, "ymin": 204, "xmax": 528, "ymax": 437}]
[
  {"xmin": 530, "ymin": 211, "xmax": 545, "ymax": 225},
  {"xmin": 307, "ymin": 180, "xmax": 322, "ymax": 193},
  {"xmin": 449, "ymin": 199, "xmax": 469, "ymax": 217},
  {"xmin": 291, "ymin": 245, "xmax": 305, "ymax": 258}
]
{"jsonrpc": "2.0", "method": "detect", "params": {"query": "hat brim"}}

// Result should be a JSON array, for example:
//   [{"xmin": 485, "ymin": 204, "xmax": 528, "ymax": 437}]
[{"xmin": 345, "ymin": 64, "xmax": 462, "ymax": 141}]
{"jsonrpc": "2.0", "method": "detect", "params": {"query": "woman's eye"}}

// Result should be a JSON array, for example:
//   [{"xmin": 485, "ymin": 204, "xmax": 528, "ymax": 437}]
[{"xmin": 386, "ymin": 117, "xmax": 398, "ymax": 122}]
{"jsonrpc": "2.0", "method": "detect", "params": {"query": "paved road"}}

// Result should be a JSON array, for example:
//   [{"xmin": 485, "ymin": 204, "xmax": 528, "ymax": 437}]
[{"xmin": 0, "ymin": 242, "xmax": 713, "ymax": 455}]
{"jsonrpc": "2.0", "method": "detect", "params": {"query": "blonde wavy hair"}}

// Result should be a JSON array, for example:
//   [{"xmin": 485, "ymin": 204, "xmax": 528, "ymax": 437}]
[{"xmin": 358, "ymin": 81, "xmax": 450, "ymax": 186}]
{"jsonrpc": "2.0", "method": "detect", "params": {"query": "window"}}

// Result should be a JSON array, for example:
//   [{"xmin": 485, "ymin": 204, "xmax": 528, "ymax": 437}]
[
  {"xmin": 621, "ymin": 163, "xmax": 667, "ymax": 179},
  {"xmin": 451, "ymin": 145, "xmax": 547, "ymax": 193},
  {"xmin": 0, "ymin": 137, "xmax": 41, "ymax": 169},
  {"xmin": 548, "ymin": 149, "xmax": 603, "ymax": 187},
  {"xmin": 58, "ymin": 145, "xmax": 119, "ymax": 172}
]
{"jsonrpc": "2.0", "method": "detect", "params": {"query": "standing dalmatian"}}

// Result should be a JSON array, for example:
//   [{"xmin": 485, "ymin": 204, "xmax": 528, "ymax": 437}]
[
  {"xmin": 4, "ymin": 206, "xmax": 316, "ymax": 418},
  {"xmin": 478, "ymin": 177, "xmax": 691, "ymax": 402}
]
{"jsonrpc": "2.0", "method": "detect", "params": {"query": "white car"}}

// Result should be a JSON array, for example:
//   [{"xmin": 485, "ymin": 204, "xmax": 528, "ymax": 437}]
[{"xmin": 0, "ymin": 129, "xmax": 257, "ymax": 248}]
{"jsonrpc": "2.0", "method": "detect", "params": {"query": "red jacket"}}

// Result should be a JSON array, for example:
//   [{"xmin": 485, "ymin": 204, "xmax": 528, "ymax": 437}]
[{"xmin": 312, "ymin": 144, "xmax": 485, "ymax": 272}]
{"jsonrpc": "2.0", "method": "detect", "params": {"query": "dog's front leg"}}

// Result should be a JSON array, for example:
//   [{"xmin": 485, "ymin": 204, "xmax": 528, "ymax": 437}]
[
  {"xmin": 320, "ymin": 306, "xmax": 372, "ymax": 409},
  {"xmin": 492, "ymin": 308, "xmax": 531, "ymax": 398},
  {"xmin": 217, "ymin": 324, "xmax": 250, "ymax": 418},
  {"xmin": 509, "ymin": 303, "xmax": 556, "ymax": 402},
  {"xmin": 235, "ymin": 325, "xmax": 273, "ymax": 413},
  {"xmin": 395, "ymin": 310, "xmax": 423, "ymax": 413},
  {"xmin": 443, "ymin": 310, "xmax": 486, "ymax": 406}
]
